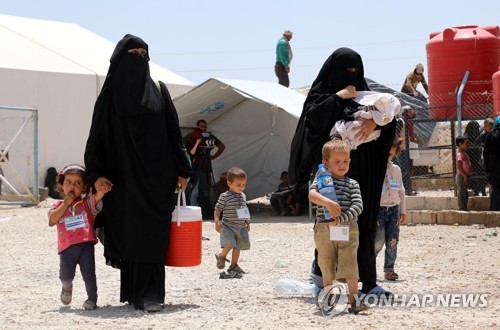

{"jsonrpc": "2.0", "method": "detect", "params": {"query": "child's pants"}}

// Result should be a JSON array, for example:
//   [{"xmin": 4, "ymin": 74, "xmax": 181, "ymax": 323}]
[
  {"xmin": 59, "ymin": 242, "xmax": 97, "ymax": 302},
  {"xmin": 455, "ymin": 174, "xmax": 468, "ymax": 211},
  {"xmin": 374, "ymin": 205, "xmax": 400, "ymax": 272}
]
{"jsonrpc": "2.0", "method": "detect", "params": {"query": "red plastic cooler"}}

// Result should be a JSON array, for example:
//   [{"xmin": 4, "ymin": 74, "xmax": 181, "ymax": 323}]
[{"xmin": 165, "ymin": 193, "xmax": 202, "ymax": 267}]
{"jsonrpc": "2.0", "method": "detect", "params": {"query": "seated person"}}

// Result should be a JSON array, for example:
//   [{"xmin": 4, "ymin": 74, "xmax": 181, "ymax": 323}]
[
  {"xmin": 329, "ymin": 91, "xmax": 401, "ymax": 150},
  {"xmin": 270, "ymin": 171, "xmax": 301, "ymax": 216},
  {"xmin": 214, "ymin": 172, "xmax": 228, "ymax": 201}
]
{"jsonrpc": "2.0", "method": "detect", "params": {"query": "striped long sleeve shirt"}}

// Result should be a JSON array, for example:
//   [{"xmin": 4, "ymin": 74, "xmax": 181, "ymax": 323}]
[{"xmin": 310, "ymin": 175, "xmax": 363, "ymax": 224}]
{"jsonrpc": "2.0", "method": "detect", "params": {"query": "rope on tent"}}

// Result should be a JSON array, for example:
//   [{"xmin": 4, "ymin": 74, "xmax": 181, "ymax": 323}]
[{"xmin": 270, "ymin": 104, "xmax": 279, "ymax": 136}]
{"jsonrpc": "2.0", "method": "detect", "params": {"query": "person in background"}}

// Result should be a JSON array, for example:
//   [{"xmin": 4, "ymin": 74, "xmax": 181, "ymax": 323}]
[
  {"xmin": 270, "ymin": 171, "xmax": 301, "ymax": 216},
  {"xmin": 214, "ymin": 171, "xmax": 228, "ymax": 201},
  {"xmin": 186, "ymin": 119, "xmax": 225, "ymax": 220},
  {"xmin": 275, "ymin": 30, "xmax": 293, "ymax": 87},
  {"xmin": 455, "ymin": 135, "xmax": 471, "ymax": 211},
  {"xmin": 464, "ymin": 120, "xmax": 486, "ymax": 196},
  {"xmin": 84, "ymin": 34, "xmax": 192, "ymax": 312},
  {"xmin": 401, "ymin": 63, "xmax": 429, "ymax": 102},
  {"xmin": 375, "ymin": 137, "xmax": 406, "ymax": 282},
  {"xmin": 483, "ymin": 116, "xmax": 500, "ymax": 210}
]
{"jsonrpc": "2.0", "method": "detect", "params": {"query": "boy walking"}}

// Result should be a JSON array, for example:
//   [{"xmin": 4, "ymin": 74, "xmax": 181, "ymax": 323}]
[
  {"xmin": 214, "ymin": 167, "xmax": 251, "ymax": 274},
  {"xmin": 456, "ymin": 135, "xmax": 472, "ymax": 211},
  {"xmin": 309, "ymin": 140, "xmax": 367, "ymax": 314}
]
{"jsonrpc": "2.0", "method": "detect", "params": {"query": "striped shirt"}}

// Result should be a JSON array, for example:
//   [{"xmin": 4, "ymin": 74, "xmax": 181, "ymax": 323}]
[
  {"xmin": 310, "ymin": 175, "xmax": 363, "ymax": 224},
  {"xmin": 215, "ymin": 190, "xmax": 250, "ymax": 228}
]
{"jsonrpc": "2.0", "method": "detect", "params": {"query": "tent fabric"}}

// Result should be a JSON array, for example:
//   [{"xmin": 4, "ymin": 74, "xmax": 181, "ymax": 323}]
[
  {"xmin": 0, "ymin": 14, "xmax": 195, "ymax": 190},
  {"xmin": 0, "ymin": 14, "xmax": 195, "ymax": 97},
  {"xmin": 174, "ymin": 78, "xmax": 306, "ymax": 199}
]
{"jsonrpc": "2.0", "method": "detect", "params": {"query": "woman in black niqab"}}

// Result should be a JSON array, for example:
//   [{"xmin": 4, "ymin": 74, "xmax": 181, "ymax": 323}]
[
  {"xmin": 84, "ymin": 34, "xmax": 192, "ymax": 311},
  {"xmin": 288, "ymin": 48, "xmax": 396, "ymax": 295}
]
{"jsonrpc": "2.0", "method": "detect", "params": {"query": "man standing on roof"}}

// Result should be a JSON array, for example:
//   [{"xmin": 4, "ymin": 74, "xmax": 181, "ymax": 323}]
[
  {"xmin": 401, "ymin": 63, "xmax": 429, "ymax": 102},
  {"xmin": 275, "ymin": 30, "xmax": 293, "ymax": 87}
]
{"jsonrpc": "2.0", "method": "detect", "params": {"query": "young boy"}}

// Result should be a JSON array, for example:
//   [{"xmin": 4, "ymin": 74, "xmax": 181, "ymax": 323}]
[
  {"xmin": 456, "ymin": 135, "xmax": 472, "ymax": 211},
  {"xmin": 214, "ymin": 167, "xmax": 250, "ymax": 274},
  {"xmin": 309, "ymin": 139, "xmax": 368, "ymax": 314},
  {"xmin": 375, "ymin": 137, "xmax": 406, "ymax": 281}
]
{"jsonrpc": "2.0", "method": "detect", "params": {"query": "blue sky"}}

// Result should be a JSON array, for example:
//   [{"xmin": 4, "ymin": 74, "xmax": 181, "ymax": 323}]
[{"xmin": 1, "ymin": 0, "xmax": 498, "ymax": 89}]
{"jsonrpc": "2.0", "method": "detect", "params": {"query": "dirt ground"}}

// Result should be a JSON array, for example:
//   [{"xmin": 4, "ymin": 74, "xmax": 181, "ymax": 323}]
[{"xmin": 0, "ymin": 200, "xmax": 499, "ymax": 329}]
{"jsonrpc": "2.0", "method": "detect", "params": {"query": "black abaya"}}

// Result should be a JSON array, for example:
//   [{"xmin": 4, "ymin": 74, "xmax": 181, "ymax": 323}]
[
  {"xmin": 288, "ymin": 48, "xmax": 396, "ymax": 291},
  {"xmin": 84, "ymin": 35, "xmax": 192, "ymax": 309}
]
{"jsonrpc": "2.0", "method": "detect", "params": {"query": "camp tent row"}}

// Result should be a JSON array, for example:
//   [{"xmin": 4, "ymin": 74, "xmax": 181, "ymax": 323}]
[
  {"xmin": 174, "ymin": 78, "xmax": 306, "ymax": 199},
  {"xmin": 0, "ymin": 14, "xmax": 194, "ymax": 196}
]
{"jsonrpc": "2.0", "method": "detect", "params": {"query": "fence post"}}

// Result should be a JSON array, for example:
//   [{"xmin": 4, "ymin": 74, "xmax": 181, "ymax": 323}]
[{"xmin": 457, "ymin": 70, "xmax": 470, "ymax": 136}]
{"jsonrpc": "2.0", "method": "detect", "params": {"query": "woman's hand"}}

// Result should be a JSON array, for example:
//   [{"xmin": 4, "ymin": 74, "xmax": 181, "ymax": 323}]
[
  {"xmin": 336, "ymin": 85, "xmax": 356, "ymax": 99},
  {"xmin": 353, "ymin": 117, "xmax": 377, "ymax": 141},
  {"xmin": 178, "ymin": 177, "xmax": 188, "ymax": 192}
]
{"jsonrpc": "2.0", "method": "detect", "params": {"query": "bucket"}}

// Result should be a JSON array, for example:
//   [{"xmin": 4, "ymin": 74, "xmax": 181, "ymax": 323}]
[{"xmin": 165, "ymin": 192, "xmax": 202, "ymax": 267}]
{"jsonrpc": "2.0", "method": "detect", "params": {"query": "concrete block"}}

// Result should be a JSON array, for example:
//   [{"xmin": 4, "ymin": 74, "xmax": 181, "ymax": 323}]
[
  {"xmin": 482, "ymin": 212, "xmax": 500, "ymax": 227},
  {"xmin": 409, "ymin": 210, "xmax": 437, "ymax": 224},
  {"xmin": 469, "ymin": 197, "xmax": 490, "ymax": 211},
  {"xmin": 425, "ymin": 197, "xmax": 457, "ymax": 210},
  {"xmin": 436, "ymin": 211, "xmax": 462, "ymax": 225},
  {"xmin": 406, "ymin": 196, "xmax": 425, "ymax": 210}
]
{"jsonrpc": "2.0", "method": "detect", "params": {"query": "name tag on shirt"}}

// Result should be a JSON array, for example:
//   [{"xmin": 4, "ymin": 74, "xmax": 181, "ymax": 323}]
[
  {"xmin": 64, "ymin": 214, "xmax": 86, "ymax": 230},
  {"xmin": 389, "ymin": 179, "xmax": 401, "ymax": 190},
  {"xmin": 236, "ymin": 207, "xmax": 250, "ymax": 219},
  {"xmin": 329, "ymin": 224, "xmax": 349, "ymax": 241}
]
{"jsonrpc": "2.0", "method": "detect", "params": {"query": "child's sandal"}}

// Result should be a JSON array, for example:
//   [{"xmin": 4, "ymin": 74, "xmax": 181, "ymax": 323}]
[{"xmin": 384, "ymin": 271, "xmax": 399, "ymax": 281}]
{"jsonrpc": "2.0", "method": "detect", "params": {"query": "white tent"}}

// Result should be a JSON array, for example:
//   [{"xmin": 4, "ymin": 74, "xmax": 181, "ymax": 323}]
[
  {"xmin": 0, "ymin": 14, "xmax": 195, "ymax": 190},
  {"xmin": 174, "ymin": 78, "xmax": 306, "ymax": 199}
]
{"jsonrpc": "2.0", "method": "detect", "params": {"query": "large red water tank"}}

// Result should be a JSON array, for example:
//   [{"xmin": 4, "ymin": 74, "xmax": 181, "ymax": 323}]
[
  {"xmin": 426, "ymin": 25, "xmax": 500, "ymax": 119},
  {"xmin": 494, "ymin": 67, "xmax": 500, "ymax": 117}
]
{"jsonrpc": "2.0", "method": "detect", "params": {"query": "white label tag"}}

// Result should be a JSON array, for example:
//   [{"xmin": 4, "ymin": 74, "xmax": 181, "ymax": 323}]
[
  {"xmin": 64, "ymin": 214, "xmax": 86, "ymax": 231},
  {"xmin": 389, "ymin": 179, "xmax": 401, "ymax": 190},
  {"xmin": 329, "ymin": 225, "xmax": 349, "ymax": 241},
  {"xmin": 236, "ymin": 207, "xmax": 250, "ymax": 219}
]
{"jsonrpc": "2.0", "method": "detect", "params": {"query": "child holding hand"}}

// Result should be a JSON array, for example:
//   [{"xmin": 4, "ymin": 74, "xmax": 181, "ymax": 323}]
[{"xmin": 48, "ymin": 165, "xmax": 112, "ymax": 310}]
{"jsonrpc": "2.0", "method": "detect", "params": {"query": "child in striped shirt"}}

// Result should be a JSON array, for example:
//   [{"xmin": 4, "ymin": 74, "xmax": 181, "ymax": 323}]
[
  {"xmin": 214, "ymin": 167, "xmax": 251, "ymax": 274},
  {"xmin": 309, "ymin": 140, "xmax": 367, "ymax": 314}
]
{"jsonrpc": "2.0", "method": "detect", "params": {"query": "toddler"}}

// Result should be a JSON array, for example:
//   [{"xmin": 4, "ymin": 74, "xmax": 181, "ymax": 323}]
[
  {"xmin": 48, "ymin": 165, "xmax": 111, "ymax": 310},
  {"xmin": 214, "ymin": 167, "xmax": 251, "ymax": 275}
]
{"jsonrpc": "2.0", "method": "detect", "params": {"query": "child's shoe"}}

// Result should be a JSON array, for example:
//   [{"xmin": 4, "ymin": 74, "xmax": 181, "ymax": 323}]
[
  {"xmin": 348, "ymin": 301, "xmax": 369, "ymax": 314},
  {"xmin": 60, "ymin": 288, "xmax": 72, "ymax": 305},
  {"xmin": 83, "ymin": 299, "xmax": 97, "ymax": 310},
  {"xmin": 228, "ymin": 263, "xmax": 246, "ymax": 274},
  {"xmin": 215, "ymin": 253, "xmax": 230, "ymax": 269}
]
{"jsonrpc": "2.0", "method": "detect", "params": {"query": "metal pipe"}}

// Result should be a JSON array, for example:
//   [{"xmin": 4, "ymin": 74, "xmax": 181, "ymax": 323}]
[{"xmin": 457, "ymin": 71, "xmax": 470, "ymax": 136}]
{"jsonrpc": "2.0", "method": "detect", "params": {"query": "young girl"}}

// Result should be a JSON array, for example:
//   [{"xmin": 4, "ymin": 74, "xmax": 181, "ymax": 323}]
[
  {"xmin": 48, "ymin": 165, "xmax": 112, "ymax": 310},
  {"xmin": 375, "ymin": 137, "xmax": 406, "ymax": 281}
]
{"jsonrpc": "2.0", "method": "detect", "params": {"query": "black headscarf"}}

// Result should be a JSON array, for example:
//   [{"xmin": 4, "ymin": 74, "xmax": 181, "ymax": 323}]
[{"xmin": 84, "ymin": 34, "xmax": 192, "ymax": 265}]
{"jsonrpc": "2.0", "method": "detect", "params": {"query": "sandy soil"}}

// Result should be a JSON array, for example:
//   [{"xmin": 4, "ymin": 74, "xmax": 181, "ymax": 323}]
[{"xmin": 1, "ymin": 200, "xmax": 499, "ymax": 329}]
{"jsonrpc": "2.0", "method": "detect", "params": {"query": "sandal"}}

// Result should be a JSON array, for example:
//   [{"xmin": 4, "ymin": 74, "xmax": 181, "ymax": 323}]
[
  {"xmin": 384, "ymin": 271, "xmax": 399, "ymax": 281},
  {"xmin": 60, "ymin": 288, "xmax": 72, "ymax": 305},
  {"xmin": 215, "ymin": 253, "xmax": 230, "ymax": 269}
]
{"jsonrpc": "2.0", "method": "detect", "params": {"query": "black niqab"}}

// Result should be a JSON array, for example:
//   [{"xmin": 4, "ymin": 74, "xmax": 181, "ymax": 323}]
[{"xmin": 84, "ymin": 34, "xmax": 192, "ymax": 265}]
